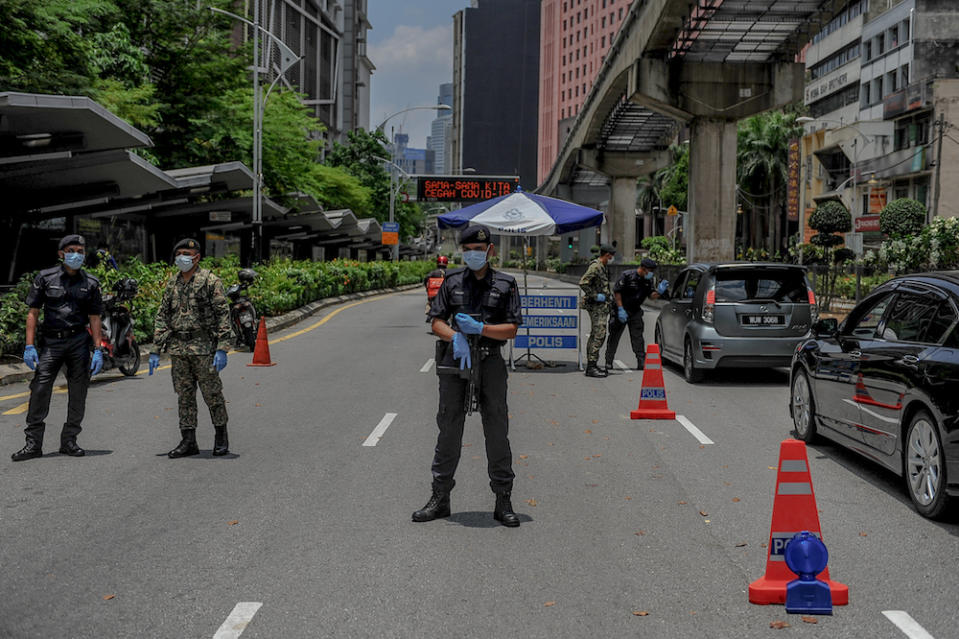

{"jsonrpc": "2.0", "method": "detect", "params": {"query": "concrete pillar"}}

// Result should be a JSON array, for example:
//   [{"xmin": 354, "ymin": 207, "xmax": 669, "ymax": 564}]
[
  {"xmin": 688, "ymin": 118, "xmax": 738, "ymax": 262},
  {"xmin": 608, "ymin": 176, "xmax": 638, "ymax": 260}
]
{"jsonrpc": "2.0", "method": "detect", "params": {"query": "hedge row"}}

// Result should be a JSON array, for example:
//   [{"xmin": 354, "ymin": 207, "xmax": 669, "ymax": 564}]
[{"xmin": 0, "ymin": 256, "xmax": 434, "ymax": 355}]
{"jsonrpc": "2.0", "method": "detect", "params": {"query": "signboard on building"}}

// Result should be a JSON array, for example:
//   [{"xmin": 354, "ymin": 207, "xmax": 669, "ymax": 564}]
[
  {"xmin": 855, "ymin": 215, "xmax": 880, "ymax": 233},
  {"xmin": 381, "ymin": 221, "xmax": 399, "ymax": 245},
  {"xmin": 209, "ymin": 211, "xmax": 232, "ymax": 222},
  {"xmin": 787, "ymin": 138, "xmax": 801, "ymax": 222}
]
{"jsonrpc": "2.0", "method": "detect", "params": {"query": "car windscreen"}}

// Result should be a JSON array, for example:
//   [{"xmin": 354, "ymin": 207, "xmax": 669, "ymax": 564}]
[{"xmin": 714, "ymin": 269, "xmax": 808, "ymax": 303}]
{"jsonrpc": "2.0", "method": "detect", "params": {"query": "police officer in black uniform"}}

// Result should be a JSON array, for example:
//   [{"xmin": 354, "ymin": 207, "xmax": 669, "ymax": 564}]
[
  {"xmin": 13, "ymin": 235, "xmax": 105, "ymax": 461},
  {"xmin": 413, "ymin": 225, "xmax": 524, "ymax": 527},
  {"xmin": 604, "ymin": 257, "xmax": 668, "ymax": 371}
]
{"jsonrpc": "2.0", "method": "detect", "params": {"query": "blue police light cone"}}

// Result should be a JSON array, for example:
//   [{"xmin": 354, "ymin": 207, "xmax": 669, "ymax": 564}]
[{"xmin": 784, "ymin": 530, "xmax": 833, "ymax": 615}]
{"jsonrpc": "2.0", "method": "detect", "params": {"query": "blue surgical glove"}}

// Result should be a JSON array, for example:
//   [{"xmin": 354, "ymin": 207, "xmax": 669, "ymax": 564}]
[
  {"xmin": 452, "ymin": 332, "xmax": 472, "ymax": 370},
  {"xmin": 23, "ymin": 345, "xmax": 38, "ymax": 370},
  {"xmin": 657, "ymin": 279, "xmax": 669, "ymax": 295},
  {"xmin": 617, "ymin": 307, "xmax": 628, "ymax": 324},
  {"xmin": 148, "ymin": 353, "xmax": 160, "ymax": 376},
  {"xmin": 455, "ymin": 312, "xmax": 484, "ymax": 336},
  {"xmin": 90, "ymin": 349, "xmax": 103, "ymax": 375},
  {"xmin": 213, "ymin": 349, "xmax": 228, "ymax": 372},
  {"xmin": 595, "ymin": 293, "xmax": 607, "ymax": 303}
]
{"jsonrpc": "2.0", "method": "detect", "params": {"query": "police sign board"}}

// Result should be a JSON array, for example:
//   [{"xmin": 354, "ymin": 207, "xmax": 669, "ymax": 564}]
[
  {"xmin": 515, "ymin": 334, "xmax": 577, "ymax": 349},
  {"xmin": 514, "ymin": 291, "xmax": 579, "ymax": 354},
  {"xmin": 521, "ymin": 295, "xmax": 577, "ymax": 309}
]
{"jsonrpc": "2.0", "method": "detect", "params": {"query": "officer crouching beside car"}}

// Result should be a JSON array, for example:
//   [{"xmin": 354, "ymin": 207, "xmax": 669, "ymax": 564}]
[
  {"xmin": 13, "ymin": 234, "xmax": 105, "ymax": 461},
  {"xmin": 414, "ymin": 225, "xmax": 524, "ymax": 527}
]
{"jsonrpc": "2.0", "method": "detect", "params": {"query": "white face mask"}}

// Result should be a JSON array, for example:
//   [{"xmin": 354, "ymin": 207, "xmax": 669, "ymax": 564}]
[
  {"xmin": 462, "ymin": 248, "xmax": 490, "ymax": 271},
  {"xmin": 175, "ymin": 254, "xmax": 196, "ymax": 272}
]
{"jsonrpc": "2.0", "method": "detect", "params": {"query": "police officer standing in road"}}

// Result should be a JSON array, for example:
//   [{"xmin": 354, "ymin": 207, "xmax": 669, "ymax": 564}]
[
  {"xmin": 148, "ymin": 239, "xmax": 232, "ymax": 458},
  {"xmin": 13, "ymin": 235, "xmax": 105, "ymax": 461},
  {"xmin": 605, "ymin": 257, "xmax": 669, "ymax": 371},
  {"xmin": 579, "ymin": 244, "xmax": 616, "ymax": 378},
  {"xmin": 414, "ymin": 225, "xmax": 524, "ymax": 527}
]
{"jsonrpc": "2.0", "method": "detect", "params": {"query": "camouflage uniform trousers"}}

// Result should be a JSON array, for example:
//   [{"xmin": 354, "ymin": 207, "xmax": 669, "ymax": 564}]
[
  {"xmin": 585, "ymin": 305, "xmax": 610, "ymax": 363},
  {"xmin": 170, "ymin": 354, "xmax": 228, "ymax": 430}
]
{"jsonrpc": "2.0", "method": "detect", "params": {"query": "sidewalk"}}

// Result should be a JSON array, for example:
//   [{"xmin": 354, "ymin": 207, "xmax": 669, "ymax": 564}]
[{"xmin": 0, "ymin": 283, "xmax": 421, "ymax": 386}]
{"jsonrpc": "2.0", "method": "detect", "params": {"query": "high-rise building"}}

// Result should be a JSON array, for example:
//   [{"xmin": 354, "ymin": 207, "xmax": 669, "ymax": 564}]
[
  {"xmin": 428, "ymin": 83, "xmax": 454, "ymax": 175},
  {"xmin": 537, "ymin": 0, "xmax": 630, "ymax": 186},
  {"xmin": 393, "ymin": 133, "xmax": 435, "ymax": 175},
  {"xmin": 451, "ymin": 0, "xmax": 540, "ymax": 189},
  {"xmin": 245, "ymin": 1, "xmax": 373, "ymax": 147}
]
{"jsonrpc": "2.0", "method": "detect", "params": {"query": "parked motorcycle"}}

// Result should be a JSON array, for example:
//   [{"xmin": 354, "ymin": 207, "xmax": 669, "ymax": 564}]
[
  {"xmin": 227, "ymin": 268, "xmax": 258, "ymax": 350},
  {"xmin": 94, "ymin": 277, "xmax": 141, "ymax": 376}
]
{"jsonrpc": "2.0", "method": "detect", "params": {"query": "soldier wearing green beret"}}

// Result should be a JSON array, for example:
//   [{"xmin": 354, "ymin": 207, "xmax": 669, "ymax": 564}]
[{"xmin": 149, "ymin": 239, "xmax": 233, "ymax": 458}]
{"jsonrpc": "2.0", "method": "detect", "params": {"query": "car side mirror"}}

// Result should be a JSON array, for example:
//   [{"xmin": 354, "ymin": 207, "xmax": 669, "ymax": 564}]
[{"xmin": 813, "ymin": 318, "xmax": 838, "ymax": 337}]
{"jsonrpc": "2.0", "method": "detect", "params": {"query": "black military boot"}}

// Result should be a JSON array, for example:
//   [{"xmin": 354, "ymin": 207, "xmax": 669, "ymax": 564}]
[
  {"xmin": 493, "ymin": 492, "xmax": 520, "ymax": 527},
  {"xmin": 584, "ymin": 362, "xmax": 607, "ymax": 378},
  {"xmin": 212, "ymin": 426, "xmax": 229, "ymax": 456},
  {"xmin": 58, "ymin": 439, "xmax": 85, "ymax": 457},
  {"xmin": 605, "ymin": 358, "xmax": 616, "ymax": 373},
  {"xmin": 168, "ymin": 429, "xmax": 199, "ymax": 458},
  {"xmin": 12, "ymin": 439, "xmax": 42, "ymax": 462},
  {"xmin": 412, "ymin": 488, "xmax": 451, "ymax": 522}
]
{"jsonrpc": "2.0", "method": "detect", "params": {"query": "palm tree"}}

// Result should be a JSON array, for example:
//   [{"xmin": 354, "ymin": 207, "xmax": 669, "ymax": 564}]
[{"xmin": 737, "ymin": 111, "xmax": 803, "ymax": 254}]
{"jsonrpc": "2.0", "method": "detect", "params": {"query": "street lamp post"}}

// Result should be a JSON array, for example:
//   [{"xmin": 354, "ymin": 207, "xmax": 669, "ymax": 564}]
[
  {"xmin": 210, "ymin": 5, "xmax": 301, "ymax": 264},
  {"xmin": 375, "ymin": 105, "xmax": 452, "ymax": 262}
]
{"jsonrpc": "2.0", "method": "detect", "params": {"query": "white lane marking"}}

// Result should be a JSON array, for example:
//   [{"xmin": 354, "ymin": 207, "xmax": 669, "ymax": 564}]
[
  {"xmin": 420, "ymin": 358, "xmax": 435, "ymax": 373},
  {"xmin": 676, "ymin": 415, "xmax": 714, "ymax": 445},
  {"xmin": 363, "ymin": 413, "xmax": 398, "ymax": 447},
  {"xmin": 213, "ymin": 602, "xmax": 263, "ymax": 639},
  {"xmin": 613, "ymin": 359, "xmax": 631, "ymax": 372},
  {"xmin": 883, "ymin": 611, "xmax": 936, "ymax": 639}
]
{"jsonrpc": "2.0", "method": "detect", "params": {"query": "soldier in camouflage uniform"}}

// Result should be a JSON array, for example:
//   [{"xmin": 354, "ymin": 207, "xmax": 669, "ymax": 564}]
[
  {"xmin": 579, "ymin": 244, "xmax": 616, "ymax": 378},
  {"xmin": 148, "ymin": 239, "xmax": 233, "ymax": 458}
]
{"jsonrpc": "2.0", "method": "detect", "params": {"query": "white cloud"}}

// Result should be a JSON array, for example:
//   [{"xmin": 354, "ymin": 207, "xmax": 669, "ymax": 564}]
[{"xmin": 369, "ymin": 24, "xmax": 453, "ymax": 148}]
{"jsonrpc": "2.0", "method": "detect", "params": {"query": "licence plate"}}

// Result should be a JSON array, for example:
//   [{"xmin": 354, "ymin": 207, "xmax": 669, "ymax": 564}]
[{"xmin": 742, "ymin": 314, "xmax": 785, "ymax": 326}]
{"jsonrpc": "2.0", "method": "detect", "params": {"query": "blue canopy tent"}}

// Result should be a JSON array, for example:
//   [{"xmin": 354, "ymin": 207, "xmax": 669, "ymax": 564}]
[{"xmin": 438, "ymin": 190, "xmax": 605, "ymax": 368}]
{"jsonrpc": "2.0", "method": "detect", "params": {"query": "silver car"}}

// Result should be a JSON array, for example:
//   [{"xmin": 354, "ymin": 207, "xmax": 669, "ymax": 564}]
[{"xmin": 655, "ymin": 263, "xmax": 817, "ymax": 383}]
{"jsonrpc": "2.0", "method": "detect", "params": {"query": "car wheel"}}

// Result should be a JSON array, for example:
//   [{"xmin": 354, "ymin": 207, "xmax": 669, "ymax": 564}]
[
  {"xmin": 904, "ymin": 410, "xmax": 952, "ymax": 519},
  {"xmin": 683, "ymin": 338, "xmax": 704, "ymax": 384},
  {"xmin": 791, "ymin": 369, "xmax": 817, "ymax": 443}
]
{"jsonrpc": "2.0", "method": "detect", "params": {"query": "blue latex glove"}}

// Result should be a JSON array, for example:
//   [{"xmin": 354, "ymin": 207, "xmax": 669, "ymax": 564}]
[
  {"xmin": 657, "ymin": 279, "xmax": 669, "ymax": 295},
  {"xmin": 148, "ymin": 353, "xmax": 160, "ymax": 376},
  {"xmin": 23, "ymin": 345, "xmax": 38, "ymax": 370},
  {"xmin": 595, "ymin": 293, "xmax": 607, "ymax": 303},
  {"xmin": 213, "ymin": 349, "xmax": 228, "ymax": 372},
  {"xmin": 455, "ymin": 312, "xmax": 484, "ymax": 336},
  {"xmin": 90, "ymin": 349, "xmax": 103, "ymax": 375},
  {"xmin": 452, "ymin": 332, "xmax": 472, "ymax": 370},
  {"xmin": 617, "ymin": 307, "xmax": 628, "ymax": 324}
]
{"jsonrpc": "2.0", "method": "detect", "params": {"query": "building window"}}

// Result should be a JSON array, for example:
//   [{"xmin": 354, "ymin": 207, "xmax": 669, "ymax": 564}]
[
  {"xmin": 886, "ymin": 70, "xmax": 897, "ymax": 95},
  {"xmin": 575, "ymin": 67, "xmax": 579, "ymax": 78},
  {"xmin": 861, "ymin": 82, "xmax": 870, "ymax": 107},
  {"xmin": 887, "ymin": 26, "xmax": 898, "ymax": 49},
  {"xmin": 863, "ymin": 39, "xmax": 871, "ymax": 61},
  {"xmin": 901, "ymin": 18, "xmax": 910, "ymax": 45},
  {"xmin": 900, "ymin": 64, "xmax": 909, "ymax": 88},
  {"xmin": 602, "ymin": 16, "xmax": 606, "ymax": 28},
  {"xmin": 875, "ymin": 35, "xmax": 884, "ymax": 56},
  {"xmin": 601, "ymin": 35, "xmax": 606, "ymax": 48},
  {"xmin": 618, "ymin": 7, "xmax": 623, "ymax": 19},
  {"xmin": 575, "ymin": 86, "xmax": 579, "ymax": 97},
  {"xmin": 872, "ymin": 78, "xmax": 882, "ymax": 104}
]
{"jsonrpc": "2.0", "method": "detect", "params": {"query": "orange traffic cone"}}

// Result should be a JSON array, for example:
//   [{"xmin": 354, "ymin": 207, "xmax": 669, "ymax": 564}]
[
  {"xmin": 247, "ymin": 317, "xmax": 277, "ymax": 367},
  {"xmin": 749, "ymin": 439, "xmax": 848, "ymax": 605},
  {"xmin": 629, "ymin": 344, "xmax": 675, "ymax": 420}
]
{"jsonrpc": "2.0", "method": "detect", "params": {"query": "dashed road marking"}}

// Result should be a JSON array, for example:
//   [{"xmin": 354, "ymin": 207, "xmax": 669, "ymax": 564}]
[
  {"xmin": 613, "ymin": 360, "xmax": 631, "ymax": 373},
  {"xmin": 363, "ymin": 413, "xmax": 398, "ymax": 447},
  {"xmin": 676, "ymin": 415, "xmax": 714, "ymax": 445},
  {"xmin": 213, "ymin": 602, "xmax": 263, "ymax": 639},
  {"xmin": 420, "ymin": 358, "xmax": 435, "ymax": 373},
  {"xmin": 883, "ymin": 610, "xmax": 936, "ymax": 639}
]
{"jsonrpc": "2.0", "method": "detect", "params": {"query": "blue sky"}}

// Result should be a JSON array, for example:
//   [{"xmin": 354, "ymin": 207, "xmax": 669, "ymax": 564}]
[{"xmin": 367, "ymin": 0, "xmax": 468, "ymax": 149}]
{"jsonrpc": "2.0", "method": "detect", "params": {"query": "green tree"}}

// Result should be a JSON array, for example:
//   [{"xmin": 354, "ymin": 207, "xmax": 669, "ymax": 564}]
[
  {"xmin": 737, "ymin": 110, "xmax": 803, "ymax": 253},
  {"xmin": 880, "ymin": 198, "xmax": 927, "ymax": 238},
  {"xmin": 657, "ymin": 143, "xmax": 689, "ymax": 212},
  {"xmin": 808, "ymin": 200, "xmax": 852, "ymax": 310}
]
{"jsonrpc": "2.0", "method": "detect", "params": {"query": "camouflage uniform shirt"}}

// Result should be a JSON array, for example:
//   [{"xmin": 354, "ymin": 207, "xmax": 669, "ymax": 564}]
[
  {"xmin": 154, "ymin": 268, "xmax": 232, "ymax": 355},
  {"xmin": 578, "ymin": 258, "xmax": 611, "ymax": 309}
]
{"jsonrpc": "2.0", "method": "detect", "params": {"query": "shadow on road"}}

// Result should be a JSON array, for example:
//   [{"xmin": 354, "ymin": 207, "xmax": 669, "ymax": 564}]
[
  {"xmin": 662, "ymin": 362, "xmax": 791, "ymax": 388},
  {"xmin": 446, "ymin": 511, "xmax": 534, "ymax": 528},
  {"xmin": 153, "ymin": 451, "xmax": 241, "ymax": 460},
  {"xmin": 806, "ymin": 436, "xmax": 959, "ymax": 534},
  {"xmin": 41, "ymin": 449, "xmax": 113, "ymax": 458}
]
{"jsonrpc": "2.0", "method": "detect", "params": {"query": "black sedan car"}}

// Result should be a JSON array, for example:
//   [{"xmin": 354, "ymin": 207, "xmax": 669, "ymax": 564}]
[{"xmin": 790, "ymin": 271, "xmax": 959, "ymax": 519}]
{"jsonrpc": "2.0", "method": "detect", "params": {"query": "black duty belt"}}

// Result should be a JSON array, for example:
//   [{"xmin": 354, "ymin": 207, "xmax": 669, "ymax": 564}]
[{"xmin": 42, "ymin": 326, "xmax": 86, "ymax": 339}]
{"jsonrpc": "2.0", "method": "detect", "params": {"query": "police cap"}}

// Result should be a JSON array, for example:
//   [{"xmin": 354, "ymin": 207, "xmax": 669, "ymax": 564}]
[
  {"xmin": 641, "ymin": 257, "xmax": 658, "ymax": 270},
  {"xmin": 459, "ymin": 225, "xmax": 492, "ymax": 246},
  {"xmin": 58, "ymin": 234, "xmax": 85, "ymax": 250},
  {"xmin": 173, "ymin": 238, "xmax": 201, "ymax": 253},
  {"xmin": 599, "ymin": 244, "xmax": 616, "ymax": 256}
]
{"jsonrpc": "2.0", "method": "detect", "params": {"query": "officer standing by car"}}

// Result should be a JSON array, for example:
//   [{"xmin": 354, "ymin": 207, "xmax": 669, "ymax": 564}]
[
  {"xmin": 13, "ymin": 235, "xmax": 105, "ymax": 461},
  {"xmin": 148, "ymin": 239, "xmax": 232, "ymax": 458},
  {"xmin": 579, "ymin": 244, "xmax": 616, "ymax": 377},
  {"xmin": 605, "ymin": 257, "xmax": 669, "ymax": 371},
  {"xmin": 414, "ymin": 225, "xmax": 523, "ymax": 528}
]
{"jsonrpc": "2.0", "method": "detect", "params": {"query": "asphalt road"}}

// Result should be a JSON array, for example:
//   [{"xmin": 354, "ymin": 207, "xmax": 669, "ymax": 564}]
[{"xmin": 1, "ymin": 273, "xmax": 957, "ymax": 638}]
